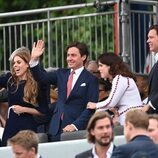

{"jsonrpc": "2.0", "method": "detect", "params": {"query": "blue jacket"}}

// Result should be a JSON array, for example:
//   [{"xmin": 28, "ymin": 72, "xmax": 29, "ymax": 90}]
[
  {"xmin": 111, "ymin": 135, "xmax": 158, "ymax": 158},
  {"xmin": 31, "ymin": 65, "xmax": 99, "ymax": 135}
]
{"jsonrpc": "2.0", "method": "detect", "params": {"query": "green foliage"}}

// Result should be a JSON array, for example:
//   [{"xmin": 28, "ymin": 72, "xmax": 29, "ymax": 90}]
[{"xmin": 0, "ymin": 0, "xmax": 114, "ymax": 70}]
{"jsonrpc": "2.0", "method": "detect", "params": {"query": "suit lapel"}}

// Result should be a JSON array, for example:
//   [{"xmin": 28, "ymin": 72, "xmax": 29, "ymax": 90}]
[
  {"xmin": 86, "ymin": 149, "xmax": 93, "ymax": 158},
  {"xmin": 64, "ymin": 70, "xmax": 71, "ymax": 99},
  {"xmin": 148, "ymin": 62, "xmax": 158, "ymax": 92}
]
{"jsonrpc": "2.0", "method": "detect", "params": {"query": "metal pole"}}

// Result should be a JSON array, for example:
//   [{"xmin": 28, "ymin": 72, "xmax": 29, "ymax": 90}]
[
  {"xmin": 120, "ymin": 0, "xmax": 130, "ymax": 65},
  {"xmin": 153, "ymin": 3, "xmax": 158, "ymax": 24},
  {"xmin": 47, "ymin": 10, "xmax": 53, "ymax": 67}
]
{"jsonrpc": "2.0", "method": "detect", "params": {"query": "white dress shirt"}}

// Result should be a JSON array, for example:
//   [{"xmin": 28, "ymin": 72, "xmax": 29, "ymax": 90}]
[
  {"xmin": 70, "ymin": 66, "xmax": 84, "ymax": 90},
  {"xmin": 37, "ymin": 154, "xmax": 41, "ymax": 158},
  {"xmin": 154, "ymin": 52, "xmax": 158, "ymax": 63},
  {"xmin": 92, "ymin": 142, "xmax": 114, "ymax": 158}
]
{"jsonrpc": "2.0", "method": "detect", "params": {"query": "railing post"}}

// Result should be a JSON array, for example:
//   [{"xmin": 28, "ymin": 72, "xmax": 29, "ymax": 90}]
[
  {"xmin": 153, "ymin": 3, "xmax": 158, "ymax": 24},
  {"xmin": 120, "ymin": 0, "xmax": 131, "ymax": 65},
  {"xmin": 47, "ymin": 10, "xmax": 53, "ymax": 67},
  {"xmin": 114, "ymin": 1, "xmax": 120, "ymax": 55}
]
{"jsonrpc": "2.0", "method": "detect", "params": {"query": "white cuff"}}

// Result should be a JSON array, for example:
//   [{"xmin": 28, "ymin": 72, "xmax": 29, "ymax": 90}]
[
  {"xmin": 148, "ymin": 101, "xmax": 156, "ymax": 110},
  {"xmin": 71, "ymin": 124, "xmax": 78, "ymax": 131},
  {"xmin": 142, "ymin": 97, "xmax": 148, "ymax": 104},
  {"xmin": 29, "ymin": 60, "xmax": 39, "ymax": 68}
]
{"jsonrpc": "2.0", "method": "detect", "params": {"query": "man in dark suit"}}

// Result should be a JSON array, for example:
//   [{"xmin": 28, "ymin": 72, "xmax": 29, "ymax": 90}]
[
  {"xmin": 30, "ymin": 40, "xmax": 99, "ymax": 141},
  {"xmin": 75, "ymin": 111, "xmax": 115, "ymax": 158},
  {"xmin": 111, "ymin": 109, "xmax": 158, "ymax": 158},
  {"xmin": 8, "ymin": 130, "xmax": 42, "ymax": 158},
  {"xmin": 144, "ymin": 25, "xmax": 158, "ymax": 113}
]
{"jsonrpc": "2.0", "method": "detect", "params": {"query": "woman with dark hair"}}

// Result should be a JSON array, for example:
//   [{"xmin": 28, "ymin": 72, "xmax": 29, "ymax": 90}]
[
  {"xmin": 0, "ymin": 47, "xmax": 49, "ymax": 146},
  {"xmin": 87, "ymin": 53, "xmax": 143, "ymax": 125}
]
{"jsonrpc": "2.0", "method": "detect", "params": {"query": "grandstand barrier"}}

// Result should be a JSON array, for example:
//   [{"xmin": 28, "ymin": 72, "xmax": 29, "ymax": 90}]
[{"xmin": 0, "ymin": 135, "xmax": 126, "ymax": 158}]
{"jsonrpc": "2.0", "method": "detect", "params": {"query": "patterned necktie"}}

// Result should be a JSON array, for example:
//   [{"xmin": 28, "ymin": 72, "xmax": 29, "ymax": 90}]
[{"xmin": 67, "ymin": 71, "xmax": 75, "ymax": 97}]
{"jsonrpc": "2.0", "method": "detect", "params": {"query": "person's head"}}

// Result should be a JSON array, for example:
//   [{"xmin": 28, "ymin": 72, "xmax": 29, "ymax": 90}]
[
  {"xmin": 98, "ymin": 79, "xmax": 111, "ymax": 101},
  {"xmin": 8, "ymin": 130, "xmax": 39, "ymax": 158},
  {"xmin": 148, "ymin": 114, "xmax": 158, "ymax": 144},
  {"xmin": 86, "ymin": 60, "xmax": 100, "ymax": 78},
  {"xmin": 10, "ymin": 47, "xmax": 31, "ymax": 80},
  {"xmin": 66, "ymin": 41, "xmax": 89, "ymax": 70},
  {"xmin": 97, "ymin": 53, "xmax": 135, "ymax": 80},
  {"xmin": 147, "ymin": 24, "xmax": 158, "ymax": 52},
  {"xmin": 124, "ymin": 109, "xmax": 149, "ymax": 142},
  {"xmin": 9, "ymin": 47, "xmax": 38, "ymax": 105},
  {"xmin": 87, "ymin": 111, "xmax": 114, "ymax": 147}
]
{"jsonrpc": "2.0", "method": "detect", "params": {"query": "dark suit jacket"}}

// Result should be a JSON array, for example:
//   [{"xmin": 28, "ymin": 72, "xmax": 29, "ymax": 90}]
[
  {"xmin": 75, "ymin": 149, "xmax": 93, "ymax": 158},
  {"xmin": 147, "ymin": 62, "xmax": 158, "ymax": 113},
  {"xmin": 75, "ymin": 145, "xmax": 116, "ymax": 158},
  {"xmin": 31, "ymin": 65, "xmax": 99, "ymax": 135},
  {"xmin": 111, "ymin": 135, "xmax": 158, "ymax": 158}
]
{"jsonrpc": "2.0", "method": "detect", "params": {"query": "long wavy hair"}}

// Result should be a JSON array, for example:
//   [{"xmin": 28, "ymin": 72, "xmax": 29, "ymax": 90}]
[
  {"xmin": 8, "ymin": 47, "xmax": 38, "ymax": 105},
  {"xmin": 87, "ymin": 111, "xmax": 114, "ymax": 144},
  {"xmin": 97, "ymin": 53, "xmax": 136, "ymax": 80}
]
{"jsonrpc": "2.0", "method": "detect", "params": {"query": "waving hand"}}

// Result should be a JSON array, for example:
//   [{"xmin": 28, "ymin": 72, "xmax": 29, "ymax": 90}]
[{"xmin": 31, "ymin": 40, "xmax": 45, "ymax": 61}]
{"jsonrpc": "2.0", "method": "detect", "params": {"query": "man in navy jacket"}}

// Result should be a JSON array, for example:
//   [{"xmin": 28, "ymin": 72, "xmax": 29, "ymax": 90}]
[
  {"xmin": 30, "ymin": 40, "xmax": 99, "ymax": 141},
  {"xmin": 111, "ymin": 109, "xmax": 158, "ymax": 158}
]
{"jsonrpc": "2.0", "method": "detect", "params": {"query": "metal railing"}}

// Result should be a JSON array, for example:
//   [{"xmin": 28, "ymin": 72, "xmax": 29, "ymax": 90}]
[
  {"xmin": 128, "ymin": 0, "xmax": 158, "ymax": 73},
  {"xmin": 0, "ymin": 1, "xmax": 118, "ymax": 71},
  {"xmin": 0, "ymin": 0, "xmax": 158, "ymax": 73}
]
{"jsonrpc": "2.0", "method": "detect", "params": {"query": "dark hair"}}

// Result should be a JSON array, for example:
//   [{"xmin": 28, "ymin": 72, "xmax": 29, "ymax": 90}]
[
  {"xmin": 148, "ymin": 24, "xmax": 158, "ymax": 35},
  {"xmin": 87, "ymin": 111, "xmax": 113, "ymax": 143},
  {"xmin": 66, "ymin": 41, "xmax": 89, "ymax": 64},
  {"xmin": 135, "ymin": 73, "xmax": 148, "ymax": 100},
  {"xmin": 99, "ymin": 78, "xmax": 111, "ymax": 91},
  {"xmin": 97, "ymin": 53, "xmax": 136, "ymax": 80}
]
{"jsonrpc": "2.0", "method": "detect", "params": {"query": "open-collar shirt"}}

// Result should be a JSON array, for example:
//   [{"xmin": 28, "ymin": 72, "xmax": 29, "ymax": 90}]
[{"xmin": 92, "ymin": 142, "xmax": 114, "ymax": 158}]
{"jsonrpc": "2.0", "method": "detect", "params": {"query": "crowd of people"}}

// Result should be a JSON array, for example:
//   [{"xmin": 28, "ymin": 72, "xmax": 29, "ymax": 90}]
[{"xmin": 0, "ymin": 24, "xmax": 158, "ymax": 158}]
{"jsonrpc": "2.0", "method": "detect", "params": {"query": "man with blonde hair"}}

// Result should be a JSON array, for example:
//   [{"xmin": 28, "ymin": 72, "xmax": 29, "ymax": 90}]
[
  {"xmin": 8, "ymin": 130, "xmax": 42, "ymax": 158},
  {"xmin": 111, "ymin": 109, "xmax": 158, "ymax": 158}
]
